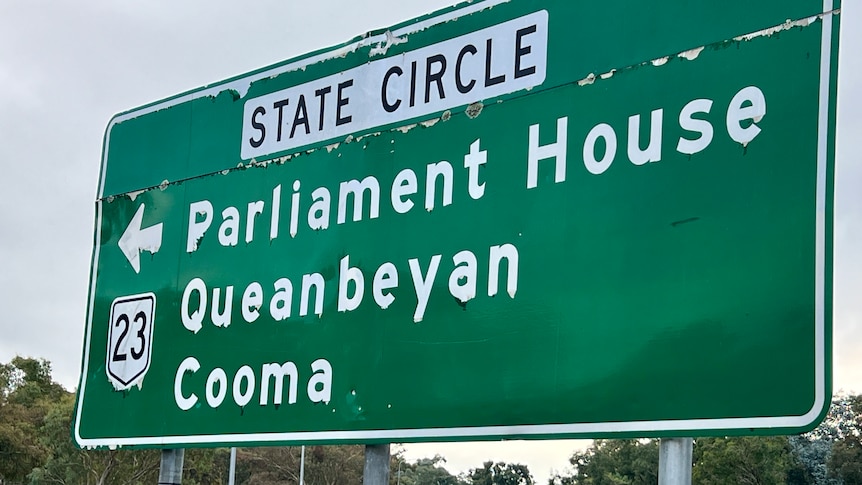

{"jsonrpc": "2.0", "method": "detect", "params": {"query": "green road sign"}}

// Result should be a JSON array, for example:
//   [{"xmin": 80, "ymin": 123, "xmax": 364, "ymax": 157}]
[{"xmin": 74, "ymin": 0, "xmax": 840, "ymax": 448}]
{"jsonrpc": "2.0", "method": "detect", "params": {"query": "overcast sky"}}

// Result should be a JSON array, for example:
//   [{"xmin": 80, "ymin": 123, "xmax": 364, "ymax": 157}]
[{"xmin": 0, "ymin": 1, "xmax": 859, "ymax": 482}]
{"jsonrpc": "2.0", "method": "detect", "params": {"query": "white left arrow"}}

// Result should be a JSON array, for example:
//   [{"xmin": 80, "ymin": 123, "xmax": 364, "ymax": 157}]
[{"xmin": 118, "ymin": 203, "xmax": 164, "ymax": 274}]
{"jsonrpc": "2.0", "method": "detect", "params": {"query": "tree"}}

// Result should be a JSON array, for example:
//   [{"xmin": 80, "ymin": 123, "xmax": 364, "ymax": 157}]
[
  {"xmin": 391, "ymin": 454, "xmax": 466, "ymax": 485},
  {"xmin": 827, "ymin": 394, "xmax": 862, "ymax": 484},
  {"xmin": 549, "ymin": 439, "xmax": 659, "ymax": 485},
  {"xmin": 786, "ymin": 393, "xmax": 862, "ymax": 485},
  {"xmin": 184, "ymin": 448, "xmax": 232, "ymax": 485},
  {"xmin": 29, "ymin": 391, "xmax": 162, "ymax": 485},
  {"xmin": 468, "ymin": 461, "xmax": 533, "ymax": 485},
  {"xmin": 693, "ymin": 436, "xmax": 793, "ymax": 485},
  {"xmin": 239, "ymin": 445, "xmax": 365, "ymax": 485},
  {"xmin": 0, "ymin": 356, "xmax": 66, "ymax": 483}
]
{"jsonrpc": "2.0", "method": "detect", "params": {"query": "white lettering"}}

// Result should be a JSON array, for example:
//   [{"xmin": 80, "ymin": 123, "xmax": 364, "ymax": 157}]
[
  {"xmin": 677, "ymin": 99, "xmax": 714, "ymax": 155},
  {"xmin": 527, "ymin": 117, "xmax": 567, "ymax": 188},
  {"xmin": 181, "ymin": 278, "xmax": 207, "ymax": 334},
  {"xmin": 242, "ymin": 282, "xmax": 263, "ymax": 323},
  {"xmin": 583, "ymin": 123, "xmax": 617, "ymax": 175},
  {"xmin": 174, "ymin": 356, "xmax": 199, "ymax": 411},
  {"xmin": 628, "ymin": 109, "xmax": 663, "ymax": 165},
  {"xmin": 187, "ymin": 200, "xmax": 213, "ymax": 252},
  {"xmin": 307, "ymin": 359, "xmax": 333, "ymax": 404},
  {"xmin": 489, "ymin": 244, "xmax": 519, "ymax": 298},
  {"xmin": 373, "ymin": 262, "xmax": 399, "ymax": 310},
  {"xmin": 727, "ymin": 85, "xmax": 767, "ymax": 145},
  {"xmin": 338, "ymin": 255, "xmax": 365, "ymax": 312},
  {"xmin": 408, "ymin": 255, "xmax": 442, "ymax": 323},
  {"xmin": 391, "ymin": 169, "xmax": 418, "ymax": 214}
]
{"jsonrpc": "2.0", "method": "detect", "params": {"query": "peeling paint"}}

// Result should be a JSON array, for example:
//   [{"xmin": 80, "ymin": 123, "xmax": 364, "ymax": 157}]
[
  {"xmin": 465, "ymin": 102, "xmax": 484, "ymax": 119},
  {"xmin": 733, "ymin": 14, "xmax": 823, "ymax": 42},
  {"xmin": 356, "ymin": 131, "xmax": 383, "ymax": 143},
  {"xmin": 104, "ymin": 0, "xmax": 515, "ymax": 153},
  {"xmin": 102, "ymin": 7, "xmax": 833, "ymax": 207},
  {"xmin": 369, "ymin": 30, "xmax": 408, "ymax": 57},
  {"xmin": 569, "ymin": 10, "xmax": 833, "ymax": 95},
  {"xmin": 188, "ymin": 233, "xmax": 205, "ymax": 253},
  {"xmin": 577, "ymin": 73, "xmax": 596, "ymax": 86},
  {"xmin": 678, "ymin": 46, "xmax": 705, "ymax": 61}
]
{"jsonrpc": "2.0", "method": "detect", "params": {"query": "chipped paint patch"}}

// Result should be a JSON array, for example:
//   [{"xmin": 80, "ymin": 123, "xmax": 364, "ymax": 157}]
[
  {"xmin": 356, "ymin": 132, "xmax": 383, "ymax": 144},
  {"xmin": 678, "ymin": 46, "xmax": 704, "ymax": 61},
  {"xmin": 369, "ymin": 30, "xmax": 408, "ymax": 57},
  {"xmin": 734, "ymin": 14, "xmax": 822, "ymax": 42},
  {"xmin": 326, "ymin": 143, "xmax": 340, "ymax": 153},
  {"xmin": 441, "ymin": 110, "xmax": 452, "ymax": 122},
  {"xmin": 466, "ymin": 102, "xmax": 484, "ymax": 119},
  {"xmin": 421, "ymin": 118, "xmax": 440, "ymax": 128},
  {"xmin": 127, "ymin": 190, "xmax": 144, "ymax": 202},
  {"xmin": 570, "ymin": 9, "xmax": 834, "ymax": 94},
  {"xmin": 159, "ymin": 180, "xmax": 169, "ymax": 191},
  {"xmin": 577, "ymin": 73, "xmax": 596, "ymax": 86},
  {"xmin": 397, "ymin": 124, "xmax": 418, "ymax": 134}
]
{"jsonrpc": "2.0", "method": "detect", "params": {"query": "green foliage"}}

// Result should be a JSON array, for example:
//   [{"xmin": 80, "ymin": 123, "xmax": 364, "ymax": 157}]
[
  {"xmin": 29, "ymin": 390, "xmax": 162, "ymax": 485},
  {"xmin": 5, "ymin": 355, "xmax": 862, "ymax": 485},
  {"xmin": 827, "ymin": 394, "xmax": 862, "ymax": 484},
  {"xmin": 693, "ymin": 436, "xmax": 792, "ymax": 485},
  {"xmin": 0, "ymin": 356, "xmax": 66, "ymax": 483},
  {"xmin": 237, "ymin": 445, "xmax": 365, "ymax": 485},
  {"xmin": 183, "ymin": 448, "xmax": 231, "ymax": 485},
  {"xmin": 549, "ymin": 439, "xmax": 659, "ymax": 485},
  {"xmin": 467, "ymin": 460, "xmax": 533, "ymax": 485},
  {"xmin": 392, "ymin": 454, "xmax": 466, "ymax": 485}
]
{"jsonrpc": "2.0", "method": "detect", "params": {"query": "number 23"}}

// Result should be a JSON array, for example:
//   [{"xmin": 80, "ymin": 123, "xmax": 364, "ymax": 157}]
[{"xmin": 112, "ymin": 311, "xmax": 147, "ymax": 362}]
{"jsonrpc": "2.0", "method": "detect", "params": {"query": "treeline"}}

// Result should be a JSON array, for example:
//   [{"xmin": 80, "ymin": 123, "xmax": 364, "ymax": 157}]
[
  {"xmin": 0, "ymin": 357, "xmax": 533, "ymax": 485},
  {"xmin": 1, "ymin": 356, "xmax": 860, "ymax": 484}
]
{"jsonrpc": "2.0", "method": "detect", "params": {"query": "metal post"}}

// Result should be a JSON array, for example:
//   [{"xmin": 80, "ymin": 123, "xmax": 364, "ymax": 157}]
[
  {"xmin": 158, "ymin": 449, "xmax": 185, "ymax": 485},
  {"xmin": 397, "ymin": 457, "xmax": 402, "ymax": 485},
  {"xmin": 299, "ymin": 445, "xmax": 306, "ymax": 485},
  {"xmin": 658, "ymin": 438, "xmax": 693, "ymax": 485},
  {"xmin": 363, "ymin": 444, "xmax": 391, "ymax": 485},
  {"xmin": 228, "ymin": 448, "xmax": 237, "ymax": 485}
]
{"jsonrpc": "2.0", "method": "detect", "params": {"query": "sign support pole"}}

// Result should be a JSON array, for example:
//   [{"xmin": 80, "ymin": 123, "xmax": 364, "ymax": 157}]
[
  {"xmin": 158, "ymin": 449, "xmax": 184, "ymax": 485},
  {"xmin": 299, "ymin": 445, "xmax": 306, "ymax": 485},
  {"xmin": 363, "ymin": 444, "xmax": 390, "ymax": 485},
  {"xmin": 228, "ymin": 448, "xmax": 237, "ymax": 485},
  {"xmin": 658, "ymin": 438, "xmax": 692, "ymax": 485}
]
